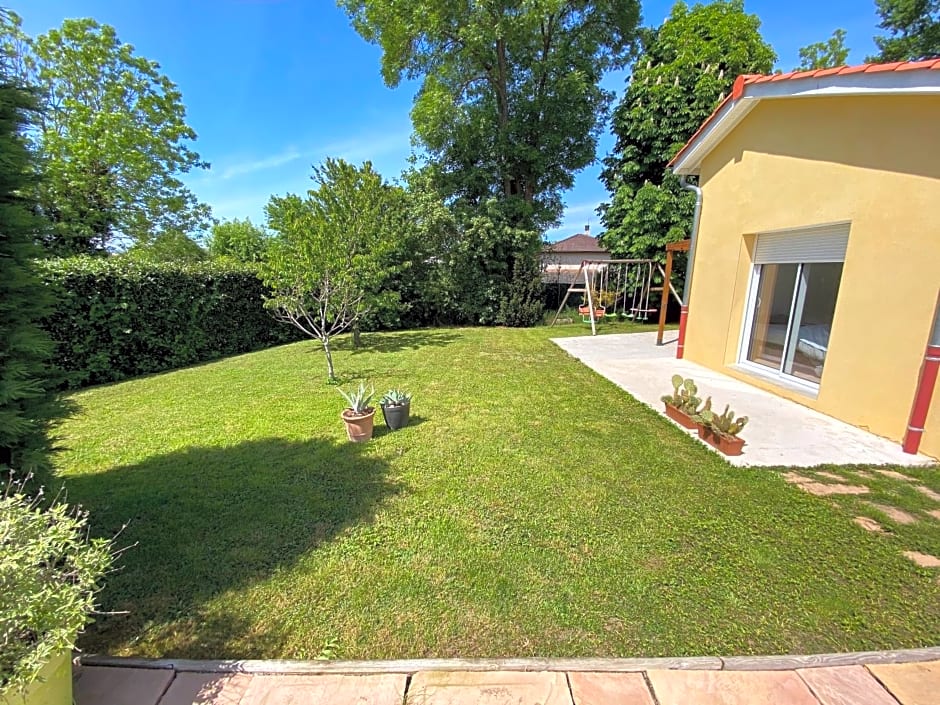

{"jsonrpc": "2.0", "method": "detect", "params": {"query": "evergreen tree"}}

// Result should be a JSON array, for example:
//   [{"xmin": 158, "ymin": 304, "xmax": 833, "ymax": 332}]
[{"xmin": 0, "ymin": 79, "xmax": 61, "ymax": 474}]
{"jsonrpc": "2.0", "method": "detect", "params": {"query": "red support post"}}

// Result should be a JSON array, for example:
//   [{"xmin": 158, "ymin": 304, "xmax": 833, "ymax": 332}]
[
  {"xmin": 903, "ymin": 290, "xmax": 940, "ymax": 455},
  {"xmin": 676, "ymin": 305, "xmax": 689, "ymax": 359}
]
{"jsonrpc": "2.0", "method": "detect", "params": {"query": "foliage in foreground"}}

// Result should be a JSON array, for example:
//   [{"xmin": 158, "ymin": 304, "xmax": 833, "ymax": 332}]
[
  {"xmin": 0, "ymin": 78, "xmax": 61, "ymax": 474},
  {"xmin": 38, "ymin": 257, "xmax": 299, "ymax": 388},
  {"xmin": 0, "ymin": 480, "xmax": 113, "ymax": 695}
]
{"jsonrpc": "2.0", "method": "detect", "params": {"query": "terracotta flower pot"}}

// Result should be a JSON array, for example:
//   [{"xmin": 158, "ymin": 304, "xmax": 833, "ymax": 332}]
[
  {"xmin": 664, "ymin": 402, "xmax": 697, "ymax": 429},
  {"xmin": 341, "ymin": 408, "xmax": 375, "ymax": 442},
  {"xmin": 697, "ymin": 425, "xmax": 745, "ymax": 456}
]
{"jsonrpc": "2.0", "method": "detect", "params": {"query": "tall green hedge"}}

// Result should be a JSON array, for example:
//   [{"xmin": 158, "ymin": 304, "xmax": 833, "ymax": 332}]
[{"xmin": 38, "ymin": 258, "xmax": 301, "ymax": 388}]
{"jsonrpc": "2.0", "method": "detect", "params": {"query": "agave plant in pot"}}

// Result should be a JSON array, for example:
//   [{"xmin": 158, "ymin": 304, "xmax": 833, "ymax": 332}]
[
  {"xmin": 1, "ymin": 477, "xmax": 114, "ymax": 705},
  {"xmin": 338, "ymin": 381, "xmax": 376, "ymax": 443},
  {"xmin": 696, "ymin": 402, "xmax": 749, "ymax": 456},
  {"xmin": 380, "ymin": 389, "xmax": 412, "ymax": 431}
]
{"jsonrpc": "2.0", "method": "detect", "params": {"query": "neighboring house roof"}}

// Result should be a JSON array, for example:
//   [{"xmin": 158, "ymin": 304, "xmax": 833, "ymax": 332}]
[
  {"xmin": 546, "ymin": 233, "xmax": 608, "ymax": 253},
  {"xmin": 669, "ymin": 60, "xmax": 940, "ymax": 176}
]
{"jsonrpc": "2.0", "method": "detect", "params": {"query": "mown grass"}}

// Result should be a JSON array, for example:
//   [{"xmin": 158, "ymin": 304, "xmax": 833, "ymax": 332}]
[{"xmin": 53, "ymin": 322, "xmax": 940, "ymax": 660}]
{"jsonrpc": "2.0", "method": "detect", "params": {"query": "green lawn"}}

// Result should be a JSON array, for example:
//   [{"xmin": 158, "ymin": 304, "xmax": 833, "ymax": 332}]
[{"xmin": 53, "ymin": 323, "xmax": 940, "ymax": 660}]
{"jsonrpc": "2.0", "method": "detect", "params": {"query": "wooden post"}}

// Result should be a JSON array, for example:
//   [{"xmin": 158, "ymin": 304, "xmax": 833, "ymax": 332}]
[{"xmin": 657, "ymin": 240, "xmax": 690, "ymax": 346}]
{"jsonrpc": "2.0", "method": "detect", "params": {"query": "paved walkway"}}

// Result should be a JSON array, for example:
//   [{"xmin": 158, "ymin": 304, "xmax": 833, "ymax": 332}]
[
  {"xmin": 552, "ymin": 332, "xmax": 936, "ymax": 468},
  {"xmin": 75, "ymin": 652, "xmax": 940, "ymax": 704}
]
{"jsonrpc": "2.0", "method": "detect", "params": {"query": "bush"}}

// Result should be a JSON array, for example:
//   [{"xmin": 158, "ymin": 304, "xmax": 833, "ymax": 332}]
[
  {"xmin": 0, "ymin": 479, "xmax": 113, "ymax": 696},
  {"xmin": 38, "ymin": 257, "xmax": 301, "ymax": 388}
]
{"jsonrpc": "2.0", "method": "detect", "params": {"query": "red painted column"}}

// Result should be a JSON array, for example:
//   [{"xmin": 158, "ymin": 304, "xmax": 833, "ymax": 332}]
[
  {"xmin": 676, "ymin": 305, "xmax": 689, "ymax": 359},
  {"xmin": 903, "ymin": 343, "xmax": 940, "ymax": 454},
  {"xmin": 903, "ymin": 291, "xmax": 940, "ymax": 454}
]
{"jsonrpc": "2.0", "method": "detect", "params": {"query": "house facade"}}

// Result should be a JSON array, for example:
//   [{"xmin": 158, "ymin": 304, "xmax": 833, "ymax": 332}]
[
  {"xmin": 670, "ymin": 61, "xmax": 940, "ymax": 458},
  {"xmin": 542, "ymin": 229, "xmax": 610, "ymax": 285}
]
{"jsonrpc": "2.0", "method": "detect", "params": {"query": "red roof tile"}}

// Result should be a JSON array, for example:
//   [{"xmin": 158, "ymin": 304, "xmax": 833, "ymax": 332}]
[{"xmin": 547, "ymin": 233, "xmax": 607, "ymax": 253}]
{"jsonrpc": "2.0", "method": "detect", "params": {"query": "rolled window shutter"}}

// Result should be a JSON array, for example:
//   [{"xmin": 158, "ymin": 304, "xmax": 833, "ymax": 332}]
[{"xmin": 754, "ymin": 223, "xmax": 850, "ymax": 264}]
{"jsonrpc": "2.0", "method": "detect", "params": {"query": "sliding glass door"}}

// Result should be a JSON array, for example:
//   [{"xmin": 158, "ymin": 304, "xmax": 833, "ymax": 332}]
[{"xmin": 744, "ymin": 262, "xmax": 843, "ymax": 385}]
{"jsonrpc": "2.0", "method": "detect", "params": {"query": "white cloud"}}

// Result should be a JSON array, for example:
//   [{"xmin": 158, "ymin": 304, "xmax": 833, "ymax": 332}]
[{"xmin": 219, "ymin": 148, "xmax": 303, "ymax": 180}]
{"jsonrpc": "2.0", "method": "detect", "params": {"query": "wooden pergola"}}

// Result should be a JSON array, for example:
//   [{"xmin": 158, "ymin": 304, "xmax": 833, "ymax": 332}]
[{"xmin": 657, "ymin": 239, "xmax": 690, "ymax": 346}]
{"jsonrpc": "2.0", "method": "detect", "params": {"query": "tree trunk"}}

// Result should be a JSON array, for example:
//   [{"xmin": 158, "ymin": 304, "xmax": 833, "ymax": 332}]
[
  {"xmin": 322, "ymin": 337, "xmax": 336, "ymax": 381},
  {"xmin": 352, "ymin": 323, "xmax": 361, "ymax": 349}
]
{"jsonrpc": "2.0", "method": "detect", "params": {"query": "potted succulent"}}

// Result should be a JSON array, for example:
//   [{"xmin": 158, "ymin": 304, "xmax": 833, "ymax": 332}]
[
  {"xmin": 660, "ymin": 374, "xmax": 704, "ymax": 429},
  {"xmin": 695, "ymin": 402, "xmax": 749, "ymax": 456},
  {"xmin": 1, "ymin": 477, "xmax": 114, "ymax": 705},
  {"xmin": 380, "ymin": 389, "xmax": 412, "ymax": 431},
  {"xmin": 338, "ymin": 381, "xmax": 376, "ymax": 443}
]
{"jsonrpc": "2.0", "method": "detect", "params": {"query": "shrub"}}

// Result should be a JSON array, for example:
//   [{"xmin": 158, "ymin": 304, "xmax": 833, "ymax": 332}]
[
  {"xmin": 0, "ymin": 479, "xmax": 113, "ymax": 696},
  {"xmin": 38, "ymin": 257, "xmax": 301, "ymax": 388}
]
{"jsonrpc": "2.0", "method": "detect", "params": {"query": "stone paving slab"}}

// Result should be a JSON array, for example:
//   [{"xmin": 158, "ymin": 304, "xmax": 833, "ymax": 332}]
[
  {"xmin": 646, "ymin": 668, "xmax": 819, "ymax": 705},
  {"xmin": 409, "ymin": 671, "xmax": 572, "ymax": 705},
  {"xmin": 239, "ymin": 674, "xmax": 405, "ymax": 705},
  {"xmin": 867, "ymin": 660, "xmax": 940, "ymax": 705},
  {"xmin": 796, "ymin": 666, "xmax": 899, "ymax": 705},
  {"xmin": 551, "ymin": 332, "xmax": 936, "ymax": 467},
  {"xmin": 159, "ymin": 672, "xmax": 252, "ymax": 705},
  {"xmin": 567, "ymin": 672, "xmax": 655, "ymax": 705},
  {"xmin": 73, "ymin": 666, "xmax": 174, "ymax": 705}
]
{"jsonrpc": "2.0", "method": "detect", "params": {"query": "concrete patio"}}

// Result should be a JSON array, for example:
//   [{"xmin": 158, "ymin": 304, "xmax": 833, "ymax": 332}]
[
  {"xmin": 74, "ymin": 651, "xmax": 940, "ymax": 705},
  {"xmin": 552, "ymin": 331, "xmax": 936, "ymax": 468}
]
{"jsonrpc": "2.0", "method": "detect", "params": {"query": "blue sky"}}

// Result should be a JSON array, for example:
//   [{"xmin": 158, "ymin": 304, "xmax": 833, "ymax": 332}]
[{"xmin": 16, "ymin": 0, "xmax": 881, "ymax": 241}]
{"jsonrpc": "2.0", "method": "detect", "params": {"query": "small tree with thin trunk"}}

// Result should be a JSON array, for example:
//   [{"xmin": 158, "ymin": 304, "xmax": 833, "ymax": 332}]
[{"xmin": 260, "ymin": 159, "xmax": 401, "ymax": 381}]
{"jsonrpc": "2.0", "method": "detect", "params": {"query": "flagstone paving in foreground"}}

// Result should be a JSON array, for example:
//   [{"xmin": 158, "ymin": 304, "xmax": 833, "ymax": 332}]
[{"xmin": 73, "ymin": 657, "xmax": 940, "ymax": 704}]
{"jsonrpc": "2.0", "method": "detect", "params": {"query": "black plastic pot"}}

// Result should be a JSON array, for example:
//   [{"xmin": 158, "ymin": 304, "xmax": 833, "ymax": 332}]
[{"xmin": 381, "ymin": 401, "xmax": 411, "ymax": 431}]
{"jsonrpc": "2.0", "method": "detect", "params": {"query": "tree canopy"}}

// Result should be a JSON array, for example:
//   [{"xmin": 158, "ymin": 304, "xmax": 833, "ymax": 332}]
[
  {"xmin": 207, "ymin": 218, "xmax": 269, "ymax": 263},
  {"xmin": 871, "ymin": 0, "xmax": 940, "ymax": 61},
  {"xmin": 261, "ymin": 159, "xmax": 407, "ymax": 380},
  {"xmin": 338, "ymin": 0, "xmax": 640, "ymax": 233},
  {"xmin": 797, "ymin": 28, "xmax": 850, "ymax": 70},
  {"xmin": 0, "ymin": 12, "xmax": 211, "ymax": 255},
  {"xmin": 599, "ymin": 0, "xmax": 775, "ymax": 262}
]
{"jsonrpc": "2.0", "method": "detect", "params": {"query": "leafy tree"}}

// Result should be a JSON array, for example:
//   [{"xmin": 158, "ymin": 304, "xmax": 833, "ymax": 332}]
[
  {"xmin": 600, "ymin": 1, "xmax": 775, "ymax": 263},
  {"xmin": 122, "ymin": 230, "xmax": 207, "ymax": 264},
  {"xmin": 261, "ymin": 159, "xmax": 406, "ymax": 381},
  {"xmin": 797, "ymin": 29, "xmax": 850, "ymax": 70},
  {"xmin": 0, "ymin": 12, "xmax": 211, "ymax": 255},
  {"xmin": 207, "ymin": 218, "xmax": 269, "ymax": 263},
  {"xmin": 339, "ymin": 0, "xmax": 640, "ymax": 234},
  {"xmin": 0, "ymin": 77, "xmax": 61, "ymax": 474},
  {"xmin": 870, "ymin": 0, "xmax": 940, "ymax": 61}
]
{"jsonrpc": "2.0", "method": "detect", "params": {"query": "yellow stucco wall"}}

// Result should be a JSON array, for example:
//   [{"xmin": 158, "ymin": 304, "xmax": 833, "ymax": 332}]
[{"xmin": 685, "ymin": 94, "xmax": 940, "ymax": 459}]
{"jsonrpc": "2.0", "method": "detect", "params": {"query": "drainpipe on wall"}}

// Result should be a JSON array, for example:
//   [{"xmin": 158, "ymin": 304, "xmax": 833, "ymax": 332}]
[
  {"xmin": 902, "ymin": 290, "xmax": 940, "ymax": 455},
  {"xmin": 677, "ymin": 175, "xmax": 703, "ymax": 360}
]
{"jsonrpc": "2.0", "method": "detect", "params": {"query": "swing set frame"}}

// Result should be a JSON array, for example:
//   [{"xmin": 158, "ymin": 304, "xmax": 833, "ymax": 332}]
[{"xmin": 550, "ymin": 240, "xmax": 690, "ymax": 339}]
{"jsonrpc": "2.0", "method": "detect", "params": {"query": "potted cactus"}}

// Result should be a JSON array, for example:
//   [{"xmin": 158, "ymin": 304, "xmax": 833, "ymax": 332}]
[
  {"xmin": 1, "ymin": 477, "xmax": 114, "ymax": 705},
  {"xmin": 380, "ymin": 389, "xmax": 412, "ymax": 431},
  {"xmin": 339, "ymin": 381, "xmax": 376, "ymax": 442},
  {"xmin": 695, "ymin": 402, "xmax": 749, "ymax": 456},
  {"xmin": 660, "ymin": 375, "xmax": 704, "ymax": 429}
]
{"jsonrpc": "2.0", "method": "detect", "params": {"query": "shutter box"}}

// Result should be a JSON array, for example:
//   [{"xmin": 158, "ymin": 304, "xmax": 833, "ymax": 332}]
[{"xmin": 753, "ymin": 222, "xmax": 850, "ymax": 264}]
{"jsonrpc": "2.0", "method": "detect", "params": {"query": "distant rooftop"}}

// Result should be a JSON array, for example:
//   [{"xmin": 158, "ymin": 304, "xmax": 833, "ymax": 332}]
[{"xmin": 547, "ymin": 233, "xmax": 608, "ymax": 253}]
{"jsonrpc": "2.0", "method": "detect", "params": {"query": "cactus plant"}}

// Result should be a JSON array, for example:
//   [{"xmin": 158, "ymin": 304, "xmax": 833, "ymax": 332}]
[
  {"xmin": 698, "ymin": 403, "xmax": 748, "ymax": 438},
  {"xmin": 661, "ymin": 375, "xmax": 704, "ymax": 415}
]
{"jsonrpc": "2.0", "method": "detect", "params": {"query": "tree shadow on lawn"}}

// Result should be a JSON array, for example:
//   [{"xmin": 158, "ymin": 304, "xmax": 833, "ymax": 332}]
[
  {"xmin": 341, "ymin": 328, "xmax": 462, "ymax": 355},
  {"xmin": 61, "ymin": 437, "xmax": 399, "ymax": 658}
]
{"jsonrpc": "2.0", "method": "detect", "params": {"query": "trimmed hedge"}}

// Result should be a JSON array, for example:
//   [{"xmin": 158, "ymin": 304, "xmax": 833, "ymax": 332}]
[{"xmin": 38, "ymin": 257, "xmax": 301, "ymax": 388}]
